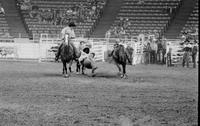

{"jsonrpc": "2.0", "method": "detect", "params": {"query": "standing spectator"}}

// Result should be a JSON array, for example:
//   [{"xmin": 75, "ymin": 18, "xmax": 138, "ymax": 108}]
[
  {"xmin": 157, "ymin": 39, "xmax": 163, "ymax": 64},
  {"xmin": 143, "ymin": 42, "xmax": 151, "ymax": 64},
  {"xmin": 162, "ymin": 37, "xmax": 167, "ymax": 64},
  {"xmin": 105, "ymin": 29, "xmax": 111, "ymax": 38},
  {"xmin": 182, "ymin": 42, "xmax": 192, "ymax": 68},
  {"xmin": 150, "ymin": 40, "xmax": 157, "ymax": 64},
  {"xmin": 191, "ymin": 41, "xmax": 198, "ymax": 68},
  {"xmin": 166, "ymin": 48, "xmax": 172, "ymax": 67}
]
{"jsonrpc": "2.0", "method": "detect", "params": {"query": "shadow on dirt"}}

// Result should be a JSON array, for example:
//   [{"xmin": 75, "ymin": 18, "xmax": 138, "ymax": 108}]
[
  {"xmin": 95, "ymin": 72, "xmax": 119, "ymax": 79},
  {"xmin": 42, "ymin": 73, "xmax": 62, "ymax": 77}
]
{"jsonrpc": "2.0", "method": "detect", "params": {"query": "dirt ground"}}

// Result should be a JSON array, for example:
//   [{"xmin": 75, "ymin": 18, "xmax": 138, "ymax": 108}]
[{"xmin": 0, "ymin": 61, "xmax": 198, "ymax": 126}]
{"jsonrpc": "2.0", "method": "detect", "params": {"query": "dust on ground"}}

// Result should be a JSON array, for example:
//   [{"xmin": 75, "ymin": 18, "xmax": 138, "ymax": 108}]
[{"xmin": 0, "ymin": 61, "xmax": 198, "ymax": 126}]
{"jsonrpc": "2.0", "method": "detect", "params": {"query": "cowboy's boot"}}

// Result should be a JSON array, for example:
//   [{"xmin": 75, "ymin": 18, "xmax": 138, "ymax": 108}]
[
  {"xmin": 55, "ymin": 43, "xmax": 63, "ymax": 61},
  {"xmin": 55, "ymin": 51, "xmax": 60, "ymax": 61}
]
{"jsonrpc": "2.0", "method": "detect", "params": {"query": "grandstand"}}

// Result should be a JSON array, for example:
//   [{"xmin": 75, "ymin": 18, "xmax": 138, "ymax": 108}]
[
  {"xmin": 109, "ymin": 0, "xmax": 182, "ymax": 37},
  {"xmin": 0, "ymin": 0, "xmax": 198, "ymax": 40},
  {"xmin": 19, "ymin": 0, "xmax": 107, "ymax": 39},
  {"xmin": 181, "ymin": 0, "xmax": 198, "ymax": 38},
  {"xmin": 0, "ymin": 1, "xmax": 10, "ymax": 38}
]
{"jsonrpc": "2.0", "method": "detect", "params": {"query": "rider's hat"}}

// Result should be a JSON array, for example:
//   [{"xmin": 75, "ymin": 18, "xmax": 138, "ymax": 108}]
[{"xmin": 68, "ymin": 22, "xmax": 76, "ymax": 27}]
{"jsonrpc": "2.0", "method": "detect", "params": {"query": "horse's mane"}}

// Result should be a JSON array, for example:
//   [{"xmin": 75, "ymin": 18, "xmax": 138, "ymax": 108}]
[
  {"xmin": 60, "ymin": 43, "xmax": 74, "ymax": 62},
  {"xmin": 113, "ymin": 45, "xmax": 127, "ymax": 64}
]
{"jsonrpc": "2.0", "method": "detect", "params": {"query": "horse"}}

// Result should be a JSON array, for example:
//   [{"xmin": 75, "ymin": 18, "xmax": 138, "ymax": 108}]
[
  {"xmin": 110, "ymin": 43, "xmax": 133, "ymax": 79},
  {"xmin": 59, "ymin": 36, "xmax": 80, "ymax": 78}
]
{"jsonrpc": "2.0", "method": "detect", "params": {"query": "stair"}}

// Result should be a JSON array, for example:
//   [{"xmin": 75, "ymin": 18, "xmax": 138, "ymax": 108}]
[
  {"xmin": 164, "ymin": 0, "xmax": 196, "ymax": 39},
  {"xmin": 1, "ymin": 0, "xmax": 29, "ymax": 38},
  {"xmin": 90, "ymin": 0, "xmax": 123, "ymax": 38}
]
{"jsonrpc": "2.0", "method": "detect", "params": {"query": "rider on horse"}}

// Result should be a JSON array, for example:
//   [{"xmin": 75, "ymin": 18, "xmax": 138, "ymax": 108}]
[{"xmin": 55, "ymin": 22, "xmax": 79, "ymax": 61}]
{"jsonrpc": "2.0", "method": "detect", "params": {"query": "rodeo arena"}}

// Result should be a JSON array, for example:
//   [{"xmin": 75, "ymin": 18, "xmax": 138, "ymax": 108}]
[{"xmin": 0, "ymin": 0, "xmax": 199, "ymax": 125}]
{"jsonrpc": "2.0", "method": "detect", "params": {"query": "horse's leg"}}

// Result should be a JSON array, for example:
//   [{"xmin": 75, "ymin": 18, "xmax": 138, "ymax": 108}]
[
  {"xmin": 81, "ymin": 63, "xmax": 85, "ymax": 75},
  {"xmin": 62, "ymin": 64, "xmax": 65, "ymax": 75},
  {"xmin": 122, "ymin": 64, "xmax": 128, "ymax": 79},
  {"xmin": 76, "ymin": 61, "xmax": 81, "ymax": 74},
  {"xmin": 68, "ymin": 60, "xmax": 73, "ymax": 74},
  {"xmin": 115, "ymin": 61, "xmax": 122, "ymax": 76},
  {"xmin": 62, "ymin": 61, "xmax": 65, "ymax": 75},
  {"xmin": 62, "ymin": 61, "xmax": 68, "ymax": 77}
]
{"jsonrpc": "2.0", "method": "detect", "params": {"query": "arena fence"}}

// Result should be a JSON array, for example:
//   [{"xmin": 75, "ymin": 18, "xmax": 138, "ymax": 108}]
[{"xmin": 0, "ymin": 35, "xmax": 198, "ymax": 65}]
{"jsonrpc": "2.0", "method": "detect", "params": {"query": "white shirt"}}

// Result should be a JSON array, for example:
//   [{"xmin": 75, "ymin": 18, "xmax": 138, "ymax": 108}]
[
  {"xmin": 61, "ymin": 26, "xmax": 75, "ymax": 39},
  {"xmin": 0, "ymin": 7, "xmax": 5, "ymax": 14},
  {"xmin": 119, "ymin": 42, "xmax": 127, "ymax": 48}
]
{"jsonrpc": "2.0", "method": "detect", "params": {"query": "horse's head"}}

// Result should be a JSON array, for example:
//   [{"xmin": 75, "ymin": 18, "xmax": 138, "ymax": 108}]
[
  {"xmin": 112, "ymin": 44, "xmax": 126, "ymax": 61},
  {"xmin": 115, "ymin": 44, "xmax": 125, "ymax": 52}
]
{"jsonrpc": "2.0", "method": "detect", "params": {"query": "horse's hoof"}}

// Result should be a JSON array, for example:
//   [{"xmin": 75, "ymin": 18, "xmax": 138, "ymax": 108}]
[
  {"xmin": 63, "ymin": 74, "xmax": 69, "ymax": 78},
  {"xmin": 92, "ymin": 73, "xmax": 96, "ymax": 77},
  {"xmin": 117, "ymin": 72, "xmax": 122, "ymax": 76},
  {"xmin": 76, "ymin": 72, "xmax": 80, "ymax": 75},
  {"xmin": 123, "ymin": 74, "xmax": 128, "ymax": 79},
  {"xmin": 120, "ymin": 74, "xmax": 124, "ymax": 78}
]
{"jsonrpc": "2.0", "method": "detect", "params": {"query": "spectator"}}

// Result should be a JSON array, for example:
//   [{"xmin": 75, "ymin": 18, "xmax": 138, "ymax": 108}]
[
  {"xmin": 0, "ymin": 4, "xmax": 5, "ymax": 15},
  {"xmin": 105, "ymin": 29, "xmax": 111, "ymax": 38},
  {"xmin": 29, "ymin": 8, "xmax": 38, "ymax": 18},
  {"xmin": 166, "ymin": 48, "xmax": 172, "ymax": 67},
  {"xmin": 182, "ymin": 42, "xmax": 192, "ymax": 68},
  {"xmin": 162, "ymin": 37, "xmax": 167, "ymax": 64},
  {"xmin": 143, "ymin": 42, "xmax": 151, "ymax": 64},
  {"xmin": 150, "ymin": 40, "xmax": 157, "ymax": 64},
  {"xmin": 137, "ymin": 0, "xmax": 145, "ymax": 5},
  {"xmin": 20, "ymin": 0, "xmax": 32, "ymax": 10},
  {"xmin": 191, "ymin": 40, "xmax": 198, "ymax": 68},
  {"xmin": 157, "ymin": 39, "xmax": 163, "ymax": 64},
  {"xmin": 123, "ymin": 18, "xmax": 131, "ymax": 30}
]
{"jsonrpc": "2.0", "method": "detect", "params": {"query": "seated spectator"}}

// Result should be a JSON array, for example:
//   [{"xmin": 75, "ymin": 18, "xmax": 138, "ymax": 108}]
[
  {"xmin": 137, "ymin": 0, "xmax": 145, "ymax": 5},
  {"xmin": 20, "ymin": 0, "xmax": 32, "ymax": 10},
  {"xmin": 0, "ymin": 4, "xmax": 5, "ymax": 15},
  {"xmin": 29, "ymin": 9, "xmax": 38, "ymax": 18},
  {"xmin": 123, "ymin": 18, "xmax": 131, "ymax": 29}
]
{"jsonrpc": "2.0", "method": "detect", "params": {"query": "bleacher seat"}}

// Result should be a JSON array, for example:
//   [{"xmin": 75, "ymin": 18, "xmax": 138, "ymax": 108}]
[
  {"xmin": 180, "ymin": 0, "xmax": 198, "ymax": 38},
  {"xmin": 19, "ymin": 0, "xmax": 107, "ymax": 39},
  {"xmin": 0, "ymin": 3, "xmax": 10, "ymax": 37},
  {"xmin": 110, "ymin": 0, "xmax": 182, "ymax": 38}
]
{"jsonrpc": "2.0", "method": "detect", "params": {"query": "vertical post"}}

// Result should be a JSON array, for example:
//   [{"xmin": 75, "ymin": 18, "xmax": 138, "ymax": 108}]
[{"xmin": 38, "ymin": 37, "xmax": 41, "ymax": 63}]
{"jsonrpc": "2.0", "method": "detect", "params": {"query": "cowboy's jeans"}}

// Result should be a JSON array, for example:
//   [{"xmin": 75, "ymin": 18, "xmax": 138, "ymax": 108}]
[
  {"xmin": 182, "ymin": 51, "xmax": 190, "ymax": 68},
  {"xmin": 192, "ymin": 53, "xmax": 197, "ymax": 68},
  {"xmin": 56, "ymin": 41, "xmax": 79, "ymax": 60}
]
